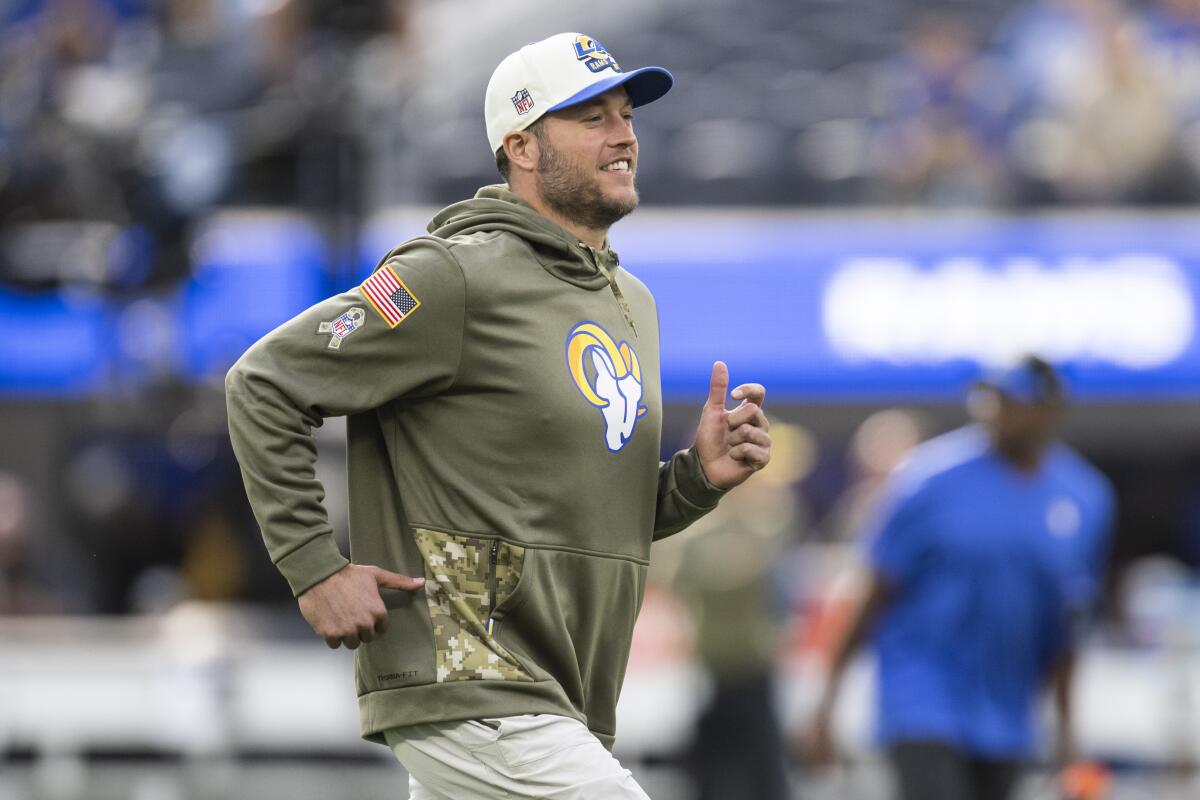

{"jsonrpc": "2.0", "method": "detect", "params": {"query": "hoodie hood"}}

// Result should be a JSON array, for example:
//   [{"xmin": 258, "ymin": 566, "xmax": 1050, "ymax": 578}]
[{"xmin": 426, "ymin": 185, "xmax": 613, "ymax": 290}]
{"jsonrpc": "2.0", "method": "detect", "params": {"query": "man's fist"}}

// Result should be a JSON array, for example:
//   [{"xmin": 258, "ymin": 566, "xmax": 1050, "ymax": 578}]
[{"xmin": 298, "ymin": 564, "xmax": 425, "ymax": 650}]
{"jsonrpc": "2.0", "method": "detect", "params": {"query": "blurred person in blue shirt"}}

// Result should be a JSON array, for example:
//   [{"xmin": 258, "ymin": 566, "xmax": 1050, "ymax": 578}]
[
  {"xmin": 1140, "ymin": 0, "xmax": 1200, "ymax": 103},
  {"xmin": 993, "ymin": 0, "xmax": 1175, "ymax": 204},
  {"xmin": 867, "ymin": 10, "xmax": 1014, "ymax": 207},
  {"xmin": 1137, "ymin": 0, "xmax": 1200, "ymax": 199},
  {"xmin": 809, "ymin": 355, "xmax": 1115, "ymax": 800}
]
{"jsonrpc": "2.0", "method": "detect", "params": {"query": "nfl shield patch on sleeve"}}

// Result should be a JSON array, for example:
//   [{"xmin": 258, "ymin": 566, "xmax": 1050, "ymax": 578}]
[
  {"xmin": 317, "ymin": 307, "xmax": 366, "ymax": 350},
  {"xmin": 360, "ymin": 264, "xmax": 421, "ymax": 328}
]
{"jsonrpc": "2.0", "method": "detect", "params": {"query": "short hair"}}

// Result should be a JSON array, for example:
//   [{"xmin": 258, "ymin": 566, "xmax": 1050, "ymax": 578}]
[
  {"xmin": 495, "ymin": 118, "xmax": 547, "ymax": 181},
  {"xmin": 1019, "ymin": 355, "xmax": 1064, "ymax": 403}
]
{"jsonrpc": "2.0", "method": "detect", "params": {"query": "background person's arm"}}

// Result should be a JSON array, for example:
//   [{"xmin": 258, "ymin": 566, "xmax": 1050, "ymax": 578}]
[{"xmin": 807, "ymin": 569, "xmax": 896, "ymax": 764}]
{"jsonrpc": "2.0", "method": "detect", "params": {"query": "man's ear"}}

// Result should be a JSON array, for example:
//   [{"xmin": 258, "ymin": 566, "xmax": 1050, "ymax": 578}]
[{"xmin": 504, "ymin": 129, "xmax": 540, "ymax": 174}]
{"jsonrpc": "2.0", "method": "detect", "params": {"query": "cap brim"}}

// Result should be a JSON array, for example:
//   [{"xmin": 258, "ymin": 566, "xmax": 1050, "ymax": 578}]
[
  {"xmin": 547, "ymin": 66, "xmax": 673, "ymax": 113},
  {"xmin": 976, "ymin": 372, "xmax": 1061, "ymax": 406}
]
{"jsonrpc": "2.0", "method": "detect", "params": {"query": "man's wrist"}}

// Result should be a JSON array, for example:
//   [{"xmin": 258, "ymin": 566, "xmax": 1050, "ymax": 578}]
[
  {"xmin": 277, "ymin": 532, "xmax": 350, "ymax": 597},
  {"xmin": 678, "ymin": 446, "xmax": 729, "ymax": 506}
]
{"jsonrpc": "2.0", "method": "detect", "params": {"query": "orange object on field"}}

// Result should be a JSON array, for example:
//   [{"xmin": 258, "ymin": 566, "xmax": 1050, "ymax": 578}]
[{"xmin": 1059, "ymin": 760, "xmax": 1112, "ymax": 800}]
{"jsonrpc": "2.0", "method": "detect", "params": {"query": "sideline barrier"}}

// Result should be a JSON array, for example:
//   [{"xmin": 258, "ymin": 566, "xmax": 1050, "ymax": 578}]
[{"xmin": 0, "ymin": 593, "xmax": 1189, "ymax": 765}]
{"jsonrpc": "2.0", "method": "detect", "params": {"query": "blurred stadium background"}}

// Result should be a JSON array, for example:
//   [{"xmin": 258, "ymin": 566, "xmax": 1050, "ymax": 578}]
[{"xmin": 3, "ymin": 0, "xmax": 1200, "ymax": 797}]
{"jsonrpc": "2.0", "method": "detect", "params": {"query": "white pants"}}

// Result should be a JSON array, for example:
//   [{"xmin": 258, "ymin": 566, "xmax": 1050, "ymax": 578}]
[{"xmin": 385, "ymin": 713, "xmax": 652, "ymax": 800}]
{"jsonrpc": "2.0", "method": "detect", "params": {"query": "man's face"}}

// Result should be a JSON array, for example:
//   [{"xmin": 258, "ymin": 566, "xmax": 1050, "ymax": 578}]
[
  {"xmin": 980, "ymin": 390, "xmax": 1063, "ymax": 457},
  {"xmin": 533, "ymin": 86, "xmax": 639, "ymax": 232}
]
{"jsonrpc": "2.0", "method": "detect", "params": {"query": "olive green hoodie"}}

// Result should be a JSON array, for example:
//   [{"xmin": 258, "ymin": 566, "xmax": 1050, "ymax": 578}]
[{"xmin": 225, "ymin": 185, "xmax": 725, "ymax": 748}]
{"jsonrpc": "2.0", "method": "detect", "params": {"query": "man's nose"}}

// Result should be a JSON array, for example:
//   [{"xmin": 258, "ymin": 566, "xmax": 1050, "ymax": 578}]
[{"xmin": 609, "ymin": 117, "xmax": 636, "ymax": 148}]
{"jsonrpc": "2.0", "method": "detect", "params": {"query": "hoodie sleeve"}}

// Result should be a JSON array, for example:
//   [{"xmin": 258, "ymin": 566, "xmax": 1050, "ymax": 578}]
[
  {"xmin": 652, "ymin": 446, "xmax": 728, "ymax": 541},
  {"xmin": 225, "ymin": 238, "xmax": 466, "ymax": 595}
]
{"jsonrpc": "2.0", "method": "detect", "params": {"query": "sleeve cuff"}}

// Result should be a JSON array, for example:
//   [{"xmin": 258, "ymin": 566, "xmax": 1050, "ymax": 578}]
[
  {"xmin": 673, "ymin": 446, "xmax": 729, "ymax": 509},
  {"xmin": 275, "ymin": 531, "xmax": 350, "ymax": 597}
]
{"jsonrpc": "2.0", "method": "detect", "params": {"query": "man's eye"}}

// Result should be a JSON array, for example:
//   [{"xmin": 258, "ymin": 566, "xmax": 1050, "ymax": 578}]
[{"xmin": 586, "ymin": 115, "xmax": 602, "ymax": 123}]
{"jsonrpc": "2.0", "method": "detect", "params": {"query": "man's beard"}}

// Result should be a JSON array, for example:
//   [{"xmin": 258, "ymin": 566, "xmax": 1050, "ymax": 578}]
[{"xmin": 535, "ymin": 138, "xmax": 638, "ymax": 232}]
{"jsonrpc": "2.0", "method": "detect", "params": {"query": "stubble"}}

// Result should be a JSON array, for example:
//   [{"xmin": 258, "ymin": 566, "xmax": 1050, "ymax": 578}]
[{"xmin": 535, "ymin": 133, "xmax": 639, "ymax": 231}]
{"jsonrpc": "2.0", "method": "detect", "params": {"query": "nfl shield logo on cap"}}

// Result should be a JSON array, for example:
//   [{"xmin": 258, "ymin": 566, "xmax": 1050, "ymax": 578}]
[{"xmin": 512, "ymin": 88, "xmax": 535, "ymax": 116}]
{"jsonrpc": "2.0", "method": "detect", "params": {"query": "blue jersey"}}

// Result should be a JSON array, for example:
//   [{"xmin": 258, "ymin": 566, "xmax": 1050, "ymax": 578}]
[{"xmin": 864, "ymin": 426, "xmax": 1115, "ymax": 758}]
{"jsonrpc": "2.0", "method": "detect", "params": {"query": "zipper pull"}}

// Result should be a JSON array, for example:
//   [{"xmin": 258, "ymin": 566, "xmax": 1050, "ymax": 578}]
[
  {"xmin": 593, "ymin": 248, "xmax": 638, "ymax": 338},
  {"xmin": 486, "ymin": 539, "xmax": 500, "ymax": 637}
]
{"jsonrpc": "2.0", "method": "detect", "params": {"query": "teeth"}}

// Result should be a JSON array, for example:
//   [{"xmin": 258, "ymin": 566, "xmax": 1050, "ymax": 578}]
[{"xmin": 603, "ymin": 160, "xmax": 630, "ymax": 172}]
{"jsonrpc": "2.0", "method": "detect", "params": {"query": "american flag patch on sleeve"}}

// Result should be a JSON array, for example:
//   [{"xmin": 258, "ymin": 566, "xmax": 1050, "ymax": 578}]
[{"xmin": 360, "ymin": 264, "xmax": 421, "ymax": 328}]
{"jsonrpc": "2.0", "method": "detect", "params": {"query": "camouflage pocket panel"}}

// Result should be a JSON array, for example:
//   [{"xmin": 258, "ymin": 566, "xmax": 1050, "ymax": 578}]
[{"xmin": 412, "ymin": 528, "xmax": 532, "ymax": 683}]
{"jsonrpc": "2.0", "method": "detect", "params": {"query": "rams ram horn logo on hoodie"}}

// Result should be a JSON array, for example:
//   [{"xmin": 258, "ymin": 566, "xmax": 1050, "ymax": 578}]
[{"xmin": 566, "ymin": 321, "xmax": 647, "ymax": 452}]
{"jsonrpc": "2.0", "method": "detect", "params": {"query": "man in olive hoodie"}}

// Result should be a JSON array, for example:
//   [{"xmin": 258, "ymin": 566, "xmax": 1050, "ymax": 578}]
[{"xmin": 226, "ymin": 33, "xmax": 771, "ymax": 799}]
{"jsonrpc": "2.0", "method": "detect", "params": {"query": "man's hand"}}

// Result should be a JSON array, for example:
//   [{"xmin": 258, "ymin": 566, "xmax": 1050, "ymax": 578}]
[
  {"xmin": 805, "ymin": 692, "xmax": 839, "ymax": 767},
  {"xmin": 297, "ymin": 564, "xmax": 425, "ymax": 650},
  {"xmin": 695, "ymin": 361, "xmax": 771, "ymax": 490}
]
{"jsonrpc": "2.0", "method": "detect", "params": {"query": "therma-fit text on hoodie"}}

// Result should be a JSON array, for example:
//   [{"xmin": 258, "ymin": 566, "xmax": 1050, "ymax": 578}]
[{"xmin": 225, "ymin": 185, "xmax": 726, "ymax": 749}]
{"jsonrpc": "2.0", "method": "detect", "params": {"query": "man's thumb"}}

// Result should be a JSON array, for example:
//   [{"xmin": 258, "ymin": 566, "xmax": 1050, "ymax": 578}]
[
  {"xmin": 373, "ymin": 567, "xmax": 426, "ymax": 592},
  {"xmin": 706, "ymin": 361, "xmax": 729, "ymax": 409}
]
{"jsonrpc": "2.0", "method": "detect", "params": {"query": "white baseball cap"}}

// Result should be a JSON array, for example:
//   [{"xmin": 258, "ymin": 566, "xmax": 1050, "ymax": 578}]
[{"xmin": 484, "ymin": 32, "xmax": 673, "ymax": 153}]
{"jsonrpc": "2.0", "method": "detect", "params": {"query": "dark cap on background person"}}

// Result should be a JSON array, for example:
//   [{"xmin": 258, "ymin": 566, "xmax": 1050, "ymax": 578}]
[{"xmin": 975, "ymin": 355, "xmax": 1065, "ymax": 406}]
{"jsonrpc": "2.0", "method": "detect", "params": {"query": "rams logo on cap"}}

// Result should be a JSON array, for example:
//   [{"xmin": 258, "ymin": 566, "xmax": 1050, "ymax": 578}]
[{"xmin": 573, "ymin": 35, "xmax": 620, "ymax": 74}]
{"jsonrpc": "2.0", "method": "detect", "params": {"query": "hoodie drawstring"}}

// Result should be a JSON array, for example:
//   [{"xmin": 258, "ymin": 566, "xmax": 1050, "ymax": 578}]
[{"xmin": 583, "ymin": 244, "xmax": 637, "ymax": 338}]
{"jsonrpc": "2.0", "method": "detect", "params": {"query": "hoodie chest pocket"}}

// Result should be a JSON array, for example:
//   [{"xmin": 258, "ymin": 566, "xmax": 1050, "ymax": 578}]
[{"xmin": 412, "ymin": 528, "xmax": 533, "ymax": 683}]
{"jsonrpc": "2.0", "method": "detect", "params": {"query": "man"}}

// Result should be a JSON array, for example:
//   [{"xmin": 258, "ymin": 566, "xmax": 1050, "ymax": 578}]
[
  {"xmin": 662, "ymin": 424, "xmax": 811, "ymax": 800},
  {"xmin": 809, "ymin": 356, "xmax": 1114, "ymax": 800},
  {"xmin": 225, "ymin": 32, "xmax": 771, "ymax": 799}
]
